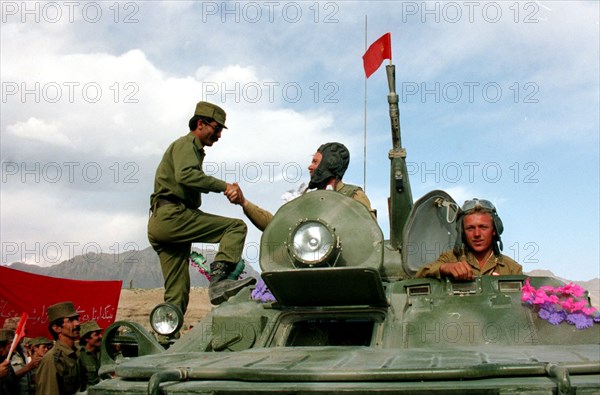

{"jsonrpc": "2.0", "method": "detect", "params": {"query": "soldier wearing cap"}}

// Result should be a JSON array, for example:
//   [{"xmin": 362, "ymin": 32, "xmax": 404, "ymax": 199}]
[
  {"xmin": 36, "ymin": 301, "xmax": 84, "ymax": 395},
  {"xmin": 1, "ymin": 329, "xmax": 19, "ymax": 394},
  {"xmin": 3, "ymin": 316, "xmax": 40, "ymax": 395},
  {"xmin": 148, "ymin": 101, "xmax": 256, "ymax": 309},
  {"xmin": 77, "ymin": 320, "xmax": 103, "ymax": 386},
  {"xmin": 230, "ymin": 142, "xmax": 375, "ymax": 231},
  {"xmin": 416, "ymin": 198, "xmax": 522, "ymax": 280}
]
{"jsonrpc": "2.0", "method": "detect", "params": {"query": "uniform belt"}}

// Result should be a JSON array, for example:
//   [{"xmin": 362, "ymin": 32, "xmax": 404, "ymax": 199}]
[
  {"xmin": 151, "ymin": 198, "xmax": 181, "ymax": 213},
  {"xmin": 156, "ymin": 198, "xmax": 177, "ymax": 209}
]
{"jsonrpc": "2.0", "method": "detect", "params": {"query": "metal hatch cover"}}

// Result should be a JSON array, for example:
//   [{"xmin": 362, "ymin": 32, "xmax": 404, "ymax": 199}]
[
  {"xmin": 401, "ymin": 190, "xmax": 459, "ymax": 276},
  {"xmin": 262, "ymin": 267, "xmax": 387, "ymax": 307}
]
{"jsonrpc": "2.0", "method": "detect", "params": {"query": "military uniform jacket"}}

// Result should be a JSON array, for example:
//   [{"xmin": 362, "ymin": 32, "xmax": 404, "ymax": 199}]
[
  {"xmin": 416, "ymin": 250, "xmax": 523, "ymax": 279},
  {"xmin": 242, "ymin": 181, "xmax": 373, "ymax": 231},
  {"xmin": 0, "ymin": 362, "xmax": 18, "ymax": 395},
  {"xmin": 78, "ymin": 347, "xmax": 100, "ymax": 386},
  {"xmin": 35, "ymin": 340, "xmax": 82, "ymax": 395},
  {"xmin": 150, "ymin": 132, "xmax": 227, "ymax": 209}
]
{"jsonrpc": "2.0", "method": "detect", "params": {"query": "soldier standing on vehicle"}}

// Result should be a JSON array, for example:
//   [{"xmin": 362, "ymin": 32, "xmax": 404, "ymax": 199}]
[
  {"xmin": 416, "ymin": 198, "xmax": 522, "ymax": 280},
  {"xmin": 148, "ymin": 101, "xmax": 255, "ymax": 308},
  {"xmin": 36, "ymin": 301, "xmax": 84, "ymax": 395}
]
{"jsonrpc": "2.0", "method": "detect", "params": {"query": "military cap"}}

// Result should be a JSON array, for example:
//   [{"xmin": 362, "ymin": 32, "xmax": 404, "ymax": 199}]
[
  {"xmin": 47, "ymin": 301, "xmax": 78, "ymax": 323},
  {"xmin": 0, "ymin": 329, "xmax": 15, "ymax": 342},
  {"xmin": 80, "ymin": 320, "xmax": 103, "ymax": 338},
  {"xmin": 30, "ymin": 336, "xmax": 53, "ymax": 346},
  {"xmin": 194, "ymin": 101, "xmax": 228, "ymax": 128},
  {"xmin": 2, "ymin": 316, "xmax": 20, "ymax": 330}
]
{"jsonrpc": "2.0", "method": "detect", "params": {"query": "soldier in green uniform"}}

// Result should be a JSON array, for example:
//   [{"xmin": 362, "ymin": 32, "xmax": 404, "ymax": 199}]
[
  {"xmin": 416, "ymin": 198, "xmax": 522, "ymax": 279},
  {"xmin": 148, "ymin": 101, "xmax": 256, "ymax": 308},
  {"xmin": 1, "ymin": 329, "xmax": 19, "ymax": 395},
  {"xmin": 231, "ymin": 142, "xmax": 375, "ymax": 231},
  {"xmin": 35, "ymin": 301, "xmax": 84, "ymax": 395},
  {"xmin": 77, "ymin": 320, "xmax": 103, "ymax": 387}
]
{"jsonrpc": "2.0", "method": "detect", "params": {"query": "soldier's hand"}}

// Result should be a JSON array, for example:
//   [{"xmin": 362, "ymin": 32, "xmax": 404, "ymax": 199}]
[
  {"xmin": 225, "ymin": 183, "xmax": 245, "ymax": 205},
  {"xmin": 0, "ymin": 359, "xmax": 9, "ymax": 378},
  {"xmin": 439, "ymin": 261, "xmax": 473, "ymax": 281}
]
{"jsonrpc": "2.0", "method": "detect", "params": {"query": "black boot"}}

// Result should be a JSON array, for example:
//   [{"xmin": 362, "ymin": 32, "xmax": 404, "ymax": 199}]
[{"xmin": 209, "ymin": 261, "xmax": 256, "ymax": 305}]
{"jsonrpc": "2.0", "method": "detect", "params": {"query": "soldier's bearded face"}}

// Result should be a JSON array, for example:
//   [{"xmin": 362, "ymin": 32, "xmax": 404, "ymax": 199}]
[{"xmin": 308, "ymin": 152, "xmax": 322, "ymax": 176}]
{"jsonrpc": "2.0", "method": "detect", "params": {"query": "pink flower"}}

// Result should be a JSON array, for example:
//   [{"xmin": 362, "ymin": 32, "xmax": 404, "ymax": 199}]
[{"xmin": 555, "ymin": 283, "xmax": 585, "ymax": 298}]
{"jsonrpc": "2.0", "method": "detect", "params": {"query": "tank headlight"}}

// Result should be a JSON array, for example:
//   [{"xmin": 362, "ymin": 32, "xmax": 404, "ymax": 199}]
[
  {"xmin": 149, "ymin": 303, "xmax": 183, "ymax": 336},
  {"xmin": 288, "ymin": 220, "xmax": 339, "ymax": 267}
]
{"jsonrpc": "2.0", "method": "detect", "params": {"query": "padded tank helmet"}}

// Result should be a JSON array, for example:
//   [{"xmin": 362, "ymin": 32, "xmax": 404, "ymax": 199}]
[
  {"xmin": 308, "ymin": 142, "xmax": 350, "ymax": 190},
  {"xmin": 453, "ymin": 198, "xmax": 504, "ymax": 256}
]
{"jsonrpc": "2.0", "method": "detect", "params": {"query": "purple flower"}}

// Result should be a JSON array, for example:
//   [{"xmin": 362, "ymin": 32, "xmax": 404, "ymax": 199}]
[
  {"xmin": 538, "ymin": 305, "xmax": 566, "ymax": 325},
  {"xmin": 566, "ymin": 313, "xmax": 594, "ymax": 329},
  {"xmin": 251, "ymin": 279, "xmax": 276, "ymax": 303}
]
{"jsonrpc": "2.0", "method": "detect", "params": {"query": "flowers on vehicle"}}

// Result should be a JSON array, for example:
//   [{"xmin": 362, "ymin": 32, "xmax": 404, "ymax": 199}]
[{"xmin": 521, "ymin": 278, "xmax": 600, "ymax": 329}]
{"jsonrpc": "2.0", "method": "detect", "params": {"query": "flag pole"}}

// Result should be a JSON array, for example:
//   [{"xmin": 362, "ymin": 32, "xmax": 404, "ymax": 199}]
[{"xmin": 363, "ymin": 15, "xmax": 368, "ymax": 192}]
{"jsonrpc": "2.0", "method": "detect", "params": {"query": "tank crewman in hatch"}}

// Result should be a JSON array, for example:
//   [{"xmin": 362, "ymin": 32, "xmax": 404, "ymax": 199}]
[
  {"xmin": 148, "ymin": 101, "xmax": 256, "ymax": 307},
  {"xmin": 36, "ymin": 301, "xmax": 84, "ymax": 395},
  {"xmin": 227, "ymin": 142, "xmax": 375, "ymax": 231},
  {"xmin": 416, "ymin": 198, "xmax": 522, "ymax": 280}
]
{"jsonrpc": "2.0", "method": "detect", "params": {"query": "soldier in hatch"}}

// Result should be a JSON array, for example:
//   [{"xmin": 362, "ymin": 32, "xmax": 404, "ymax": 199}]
[
  {"xmin": 227, "ymin": 142, "xmax": 375, "ymax": 230},
  {"xmin": 416, "ymin": 198, "xmax": 522, "ymax": 280}
]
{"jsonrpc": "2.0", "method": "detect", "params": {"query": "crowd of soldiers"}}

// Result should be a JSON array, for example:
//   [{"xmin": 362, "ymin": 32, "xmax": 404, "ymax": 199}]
[{"xmin": 0, "ymin": 301, "xmax": 103, "ymax": 395}]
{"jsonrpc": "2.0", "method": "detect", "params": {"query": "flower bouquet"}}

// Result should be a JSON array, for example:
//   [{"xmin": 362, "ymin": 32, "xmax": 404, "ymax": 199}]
[{"xmin": 521, "ymin": 278, "xmax": 600, "ymax": 329}]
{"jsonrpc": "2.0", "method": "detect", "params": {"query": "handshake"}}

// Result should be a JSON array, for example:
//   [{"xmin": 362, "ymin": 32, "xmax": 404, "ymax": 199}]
[{"xmin": 224, "ymin": 182, "xmax": 245, "ymax": 206}]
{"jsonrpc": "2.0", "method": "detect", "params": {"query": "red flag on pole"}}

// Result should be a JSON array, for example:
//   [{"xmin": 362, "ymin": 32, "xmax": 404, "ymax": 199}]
[
  {"xmin": 7, "ymin": 312, "xmax": 27, "ymax": 361},
  {"xmin": 362, "ymin": 33, "xmax": 392, "ymax": 78}
]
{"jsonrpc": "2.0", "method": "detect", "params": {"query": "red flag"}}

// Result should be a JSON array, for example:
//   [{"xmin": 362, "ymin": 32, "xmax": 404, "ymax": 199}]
[
  {"xmin": 362, "ymin": 33, "xmax": 392, "ymax": 78},
  {"xmin": 7, "ymin": 312, "xmax": 27, "ymax": 360},
  {"xmin": 0, "ymin": 266, "xmax": 121, "ymax": 338}
]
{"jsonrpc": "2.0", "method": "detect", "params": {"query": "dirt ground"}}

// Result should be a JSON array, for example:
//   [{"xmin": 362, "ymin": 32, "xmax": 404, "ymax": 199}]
[{"xmin": 115, "ymin": 288, "xmax": 212, "ymax": 331}]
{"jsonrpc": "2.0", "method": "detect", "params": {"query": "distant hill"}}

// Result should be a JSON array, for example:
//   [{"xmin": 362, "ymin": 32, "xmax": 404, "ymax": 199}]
[{"xmin": 6, "ymin": 247, "xmax": 259, "ymax": 289}]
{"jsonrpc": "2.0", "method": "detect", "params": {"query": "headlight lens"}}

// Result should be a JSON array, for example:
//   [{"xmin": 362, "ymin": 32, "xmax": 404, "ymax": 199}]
[
  {"xmin": 289, "ymin": 220, "xmax": 338, "ymax": 266},
  {"xmin": 149, "ymin": 303, "xmax": 183, "ymax": 336}
]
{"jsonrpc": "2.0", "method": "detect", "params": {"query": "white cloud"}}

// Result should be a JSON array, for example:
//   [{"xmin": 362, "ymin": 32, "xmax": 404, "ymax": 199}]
[{"xmin": 7, "ymin": 117, "xmax": 71, "ymax": 146}]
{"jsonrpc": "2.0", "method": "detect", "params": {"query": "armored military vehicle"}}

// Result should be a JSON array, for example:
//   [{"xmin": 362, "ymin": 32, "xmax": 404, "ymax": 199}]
[{"xmin": 91, "ymin": 66, "xmax": 600, "ymax": 394}]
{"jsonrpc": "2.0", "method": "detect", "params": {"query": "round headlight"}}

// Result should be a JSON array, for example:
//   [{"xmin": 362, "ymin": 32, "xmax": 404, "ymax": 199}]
[
  {"xmin": 288, "ymin": 220, "xmax": 338, "ymax": 267},
  {"xmin": 150, "ymin": 303, "xmax": 183, "ymax": 336}
]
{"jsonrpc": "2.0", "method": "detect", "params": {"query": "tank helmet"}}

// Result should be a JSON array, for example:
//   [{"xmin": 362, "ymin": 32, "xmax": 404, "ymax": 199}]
[
  {"xmin": 308, "ymin": 142, "xmax": 350, "ymax": 190},
  {"xmin": 453, "ymin": 198, "xmax": 504, "ymax": 256}
]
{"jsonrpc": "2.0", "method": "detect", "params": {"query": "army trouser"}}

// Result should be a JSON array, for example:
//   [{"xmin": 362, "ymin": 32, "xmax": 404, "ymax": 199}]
[{"xmin": 147, "ymin": 201, "xmax": 247, "ymax": 314}]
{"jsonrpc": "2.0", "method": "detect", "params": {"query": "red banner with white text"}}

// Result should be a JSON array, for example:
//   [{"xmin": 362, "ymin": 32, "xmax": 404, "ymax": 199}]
[{"xmin": 0, "ymin": 266, "xmax": 121, "ymax": 338}]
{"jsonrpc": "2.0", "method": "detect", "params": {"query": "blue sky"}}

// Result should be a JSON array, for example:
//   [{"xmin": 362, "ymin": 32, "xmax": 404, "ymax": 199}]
[{"xmin": 1, "ymin": 1, "xmax": 598, "ymax": 280}]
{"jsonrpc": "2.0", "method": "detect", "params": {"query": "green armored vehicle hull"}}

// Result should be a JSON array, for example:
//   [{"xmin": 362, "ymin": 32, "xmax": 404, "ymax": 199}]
[{"xmin": 92, "ymin": 66, "xmax": 599, "ymax": 394}]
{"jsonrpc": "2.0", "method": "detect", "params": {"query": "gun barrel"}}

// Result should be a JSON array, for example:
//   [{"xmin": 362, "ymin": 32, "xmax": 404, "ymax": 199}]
[{"xmin": 386, "ymin": 65, "xmax": 413, "ymax": 249}]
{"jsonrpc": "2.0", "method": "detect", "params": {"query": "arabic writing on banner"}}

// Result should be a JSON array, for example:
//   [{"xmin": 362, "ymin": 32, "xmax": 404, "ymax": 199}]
[{"xmin": 0, "ymin": 266, "xmax": 122, "ymax": 338}]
